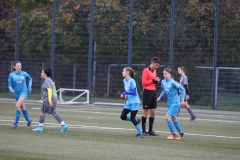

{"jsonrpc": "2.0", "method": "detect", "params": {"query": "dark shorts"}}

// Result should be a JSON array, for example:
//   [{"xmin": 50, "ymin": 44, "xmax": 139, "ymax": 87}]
[{"xmin": 142, "ymin": 89, "xmax": 157, "ymax": 109}]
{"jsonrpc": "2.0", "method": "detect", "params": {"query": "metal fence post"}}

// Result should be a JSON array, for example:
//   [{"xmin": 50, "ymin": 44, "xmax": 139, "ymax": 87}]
[
  {"xmin": 88, "ymin": 0, "xmax": 95, "ymax": 97},
  {"xmin": 15, "ymin": 9, "xmax": 20, "ymax": 61},
  {"xmin": 51, "ymin": 0, "xmax": 57, "ymax": 79},
  {"xmin": 212, "ymin": 0, "xmax": 219, "ymax": 110},
  {"xmin": 128, "ymin": 0, "xmax": 134, "ymax": 67},
  {"xmin": 169, "ymin": 0, "xmax": 175, "ymax": 69}
]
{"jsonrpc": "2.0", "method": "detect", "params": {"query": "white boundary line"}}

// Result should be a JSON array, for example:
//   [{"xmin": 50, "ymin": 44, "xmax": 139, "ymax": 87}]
[
  {"xmin": 1, "ymin": 120, "xmax": 240, "ymax": 140},
  {"xmin": 31, "ymin": 108, "xmax": 240, "ymax": 123}
]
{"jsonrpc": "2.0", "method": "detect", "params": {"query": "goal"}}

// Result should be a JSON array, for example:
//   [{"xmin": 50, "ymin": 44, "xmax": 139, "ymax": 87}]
[{"xmin": 56, "ymin": 88, "xmax": 90, "ymax": 104}]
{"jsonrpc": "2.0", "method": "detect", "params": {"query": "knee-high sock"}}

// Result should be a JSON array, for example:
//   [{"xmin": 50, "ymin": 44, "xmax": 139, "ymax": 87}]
[
  {"xmin": 55, "ymin": 114, "xmax": 63, "ymax": 124},
  {"xmin": 22, "ymin": 109, "xmax": 31, "ymax": 122},
  {"xmin": 141, "ymin": 116, "xmax": 147, "ymax": 132},
  {"xmin": 174, "ymin": 121, "xmax": 183, "ymax": 134},
  {"xmin": 126, "ymin": 116, "xmax": 139, "ymax": 122},
  {"xmin": 187, "ymin": 107, "xmax": 195, "ymax": 117},
  {"xmin": 134, "ymin": 124, "xmax": 142, "ymax": 135},
  {"xmin": 167, "ymin": 120, "xmax": 175, "ymax": 134},
  {"xmin": 149, "ymin": 117, "xmax": 154, "ymax": 132},
  {"xmin": 14, "ymin": 110, "xmax": 21, "ymax": 124},
  {"xmin": 126, "ymin": 116, "xmax": 131, "ymax": 121},
  {"xmin": 39, "ymin": 115, "xmax": 45, "ymax": 126}
]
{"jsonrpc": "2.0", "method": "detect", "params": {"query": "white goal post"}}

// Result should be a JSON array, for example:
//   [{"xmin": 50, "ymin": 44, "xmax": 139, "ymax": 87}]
[
  {"xmin": 194, "ymin": 66, "xmax": 240, "ymax": 105},
  {"xmin": 56, "ymin": 88, "xmax": 90, "ymax": 104}
]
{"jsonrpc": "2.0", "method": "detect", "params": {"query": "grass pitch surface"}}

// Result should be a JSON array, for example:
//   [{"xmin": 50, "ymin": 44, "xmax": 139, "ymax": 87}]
[{"xmin": 0, "ymin": 101, "xmax": 240, "ymax": 160}]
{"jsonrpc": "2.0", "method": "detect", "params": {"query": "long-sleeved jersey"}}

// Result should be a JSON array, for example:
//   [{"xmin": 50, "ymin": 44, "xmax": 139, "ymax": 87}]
[
  {"xmin": 179, "ymin": 74, "xmax": 189, "ymax": 95},
  {"xmin": 142, "ymin": 67, "xmax": 157, "ymax": 90},
  {"xmin": 159, "ymin": 78, "xmax": 186, "ymax": 105},
  {"xmin": 123, "ymin": 78, "xmax": 140, "ymax": 104},
  {"xmin": 42, "ymin": 77, "xmax": 58, "ymax": 103},
  {"xmin": 8, "ymin": 71, "xmax": 32, "ymax": 93}
]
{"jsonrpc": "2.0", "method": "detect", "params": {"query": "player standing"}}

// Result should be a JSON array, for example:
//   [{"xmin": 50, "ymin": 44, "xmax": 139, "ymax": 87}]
[
  {"xmin": 120, "ymin": 67, "xmax": 142, "ymax": 137},
  {"xmin": 178, "ymin": 66, "xmax": 196, "ymax": 121},
  {"xmin": 8, "ymin": 61, "xmax": 32, "ymax": 129},
  {"xmin": 141, "ymin": 57, "xmax": 161, "ymax": 136},
  {"xmin": 157, "ymin": 68, "xmax": 185, "ymax": 140},
  {"xmin": 32, "ymin": 68, "xmax": 68, "ymax": 132}
]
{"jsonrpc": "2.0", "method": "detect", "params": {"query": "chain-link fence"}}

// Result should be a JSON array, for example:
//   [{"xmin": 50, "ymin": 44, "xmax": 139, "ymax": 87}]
[{"xmin": 1, "ymin": 0, "xmax": 240, "ymax": 110}]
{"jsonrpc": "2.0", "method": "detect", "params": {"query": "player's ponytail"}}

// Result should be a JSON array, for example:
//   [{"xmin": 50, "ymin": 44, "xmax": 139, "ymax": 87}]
[{"xmin": 125, "ymin": 67, "xmax": 136, "ymax": 78}]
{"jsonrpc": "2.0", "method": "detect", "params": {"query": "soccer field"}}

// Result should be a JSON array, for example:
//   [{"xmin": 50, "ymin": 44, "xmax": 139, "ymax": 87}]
[{"xmin": 0, "ymin": 100, "xmax": 240, "ymax": 160}]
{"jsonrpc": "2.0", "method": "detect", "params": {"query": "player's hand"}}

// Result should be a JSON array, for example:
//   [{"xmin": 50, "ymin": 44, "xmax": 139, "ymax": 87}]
[
  {"xmin": 124, "ymin": 95, "xmax": 128, "ymax": 99},
  {"xmin": 181, "ymin": 101, "xmax": 186, "ymax": 106},
  {"xmin": 155, "ymin": 77, "xmax": 161, "ymax": 84},
  {"xmin": 49, "ymin": 101, "xmax": 53, "ymax": 107},
  {"xmin": 40, "ymin": 97, "xmax": 43, "ymax": 101},
  {"xmin": 120, "ymin": 94, "xmax": 124, "ymax": 98},
  {"xmin": 155, "ymin": 77, "xmax": 160, "ymax": 82},
  {"xmin": 11, "ymin": 90, "xmax": 15, "ymax": 93},
  {"xmin": 157, "ymin": 97, "xmax": 160, "ymax": 101}
]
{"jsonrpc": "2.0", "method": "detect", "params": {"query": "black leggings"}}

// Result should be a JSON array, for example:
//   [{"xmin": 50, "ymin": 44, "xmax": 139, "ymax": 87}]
[{"xmin": 120, "ymin": 108, "xmax": 138, "ymax": 125}]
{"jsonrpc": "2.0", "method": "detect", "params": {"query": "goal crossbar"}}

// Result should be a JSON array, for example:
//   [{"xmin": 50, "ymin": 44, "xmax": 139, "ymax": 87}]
[{"xmin": 56, "ymin": 88, "xmax": 90, "ymax": 104}]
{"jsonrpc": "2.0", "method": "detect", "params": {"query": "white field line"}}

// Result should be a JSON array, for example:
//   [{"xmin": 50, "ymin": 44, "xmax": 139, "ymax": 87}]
[
  {"xmin": 31, "ymin": 105, "xmax": 240, "ymax": 118},
  {"xmin": 1, "ymin": 120, "xmax": 240, "ymax": 140},
  {"xmin": 31, "ymin": 108, "xmax": 240, "ymax": 123},
  {"xmin": 1, "ymin": 101, "xmax": 239, "ymax": 117}
]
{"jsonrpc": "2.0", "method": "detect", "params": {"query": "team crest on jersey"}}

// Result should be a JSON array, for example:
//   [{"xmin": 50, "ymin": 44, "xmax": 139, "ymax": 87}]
[{"xmin": 21, "ymin": 76, "xmax": 24, "ymax": 79}]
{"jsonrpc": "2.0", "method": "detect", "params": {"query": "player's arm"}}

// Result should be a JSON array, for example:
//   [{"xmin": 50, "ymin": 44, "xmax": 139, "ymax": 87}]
[
  {"xmin": 182, "ymin": 76, "xmax": 189, "ymax": 95},
  {"xmin": 177, "ymin": 83, "xmax": 186, "ymax": 102},
  {"xmin": 25, "ymin": 72, "xmax": 33, "ymax": 92},
  {"xmin": 122, "ymin": 88, "xmax": 137, "ymax": 96},
  {"xmin": 159, "ymin": 91, "xmax": 166, "ymax": 99},
  {"xmin": 47, "ymin": 88, "xmax": 53, "ymax": 102},
  {"xmin": 142, "ymin": 69, "xmax": 155, "ymax": 86},
  {"xmin": 8, "ymin": 75, "xmax": 14, "ymax": 93},
  {"xmin": 183, "ymin": 84, "xmax": 189, "ymax": 95},
  {"xmin": 158, "ymin": 82, "xmax": 166, "ymax": 99}
]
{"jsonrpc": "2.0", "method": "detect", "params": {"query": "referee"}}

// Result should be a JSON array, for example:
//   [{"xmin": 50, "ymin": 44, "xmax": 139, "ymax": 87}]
[{"xmin": 141, "ymin": 57, "xmax": 161, "ymax": 136}]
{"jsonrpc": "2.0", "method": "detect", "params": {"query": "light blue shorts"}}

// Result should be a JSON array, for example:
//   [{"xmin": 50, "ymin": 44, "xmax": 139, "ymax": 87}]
[
  {"xmin": 167, "ymin": 101, "xmax": 180, "ymax": 117},
  {"xmin": 124, "ymin": 103, "xmax": 140, "ymax": 111},
  {"xmin": 14, "ymin": 91, "xmax": 28, "ymax": 101}
]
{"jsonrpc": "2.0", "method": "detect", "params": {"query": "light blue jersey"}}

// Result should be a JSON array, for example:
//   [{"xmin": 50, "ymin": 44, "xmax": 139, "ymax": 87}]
[
  {"xmin": 8, "ymin": 71, "xmax": 32, "ymax": 100},
  {"xmin": 122, "ymin": 78, "xmax": 140, "ymax": 111},
  {"xmin": 159, "ymin": 78, "xmax": 185, "ymax": 116}
]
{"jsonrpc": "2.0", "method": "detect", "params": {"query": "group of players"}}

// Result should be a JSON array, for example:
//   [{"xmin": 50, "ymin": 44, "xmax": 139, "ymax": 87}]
[
  {"xmin": 120, "ymin": 57, "xmax": 196, "ymax": 139},
  {"xmin": 8, "ymin": 61, "xmax": 68, "ymax": 132},
  {"xmin": 8, "ymin": 58, "xmax": 196, "ymax": 139}
]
